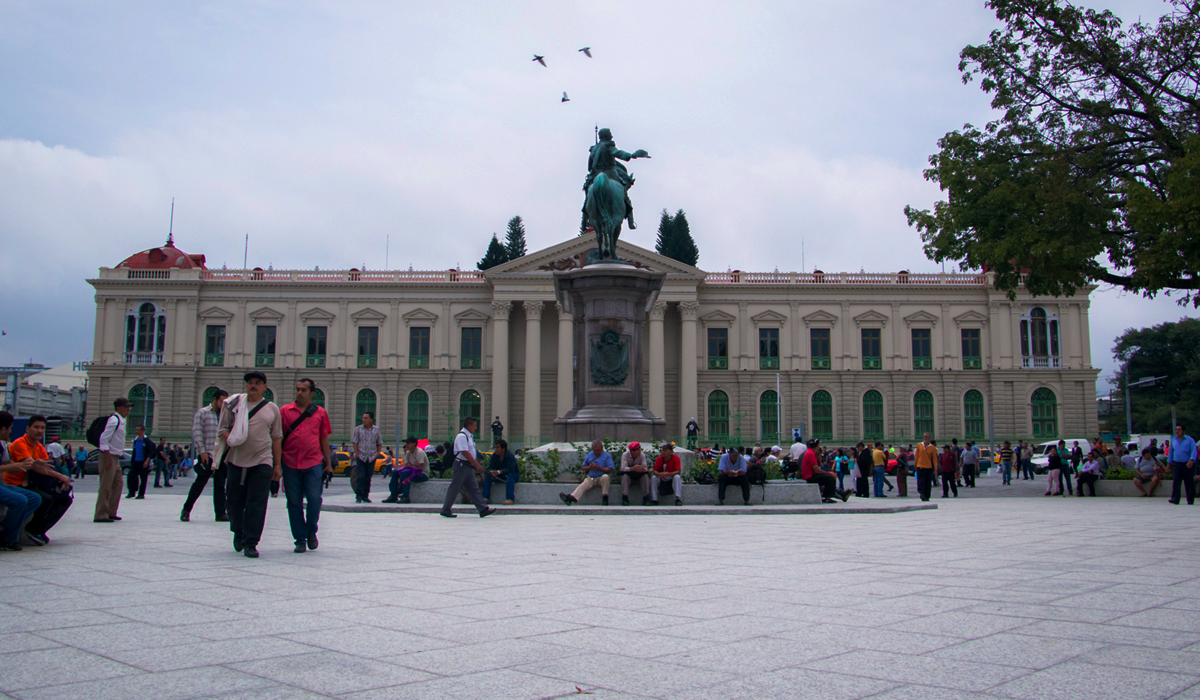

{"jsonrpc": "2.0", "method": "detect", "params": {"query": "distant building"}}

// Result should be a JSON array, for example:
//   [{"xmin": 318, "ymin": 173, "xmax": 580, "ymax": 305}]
[{"xmin": 1, "ymin": 362, "xmax": 89, "ymax": 434}]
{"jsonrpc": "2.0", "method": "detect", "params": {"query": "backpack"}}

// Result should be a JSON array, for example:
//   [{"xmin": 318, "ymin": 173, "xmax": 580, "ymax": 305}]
[
  {"xmin": 746, "ymin": 462, "xmax": 768, "ymax": 501},
  {"xmin": 86, "ymin": 414, "xmax": 115, "ymax": 447}
]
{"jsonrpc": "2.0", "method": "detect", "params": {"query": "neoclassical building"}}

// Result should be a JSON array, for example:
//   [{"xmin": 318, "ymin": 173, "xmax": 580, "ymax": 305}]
[{"xmin": 86, "ymin": 235, "xmax": 1100, "ymax": 447}]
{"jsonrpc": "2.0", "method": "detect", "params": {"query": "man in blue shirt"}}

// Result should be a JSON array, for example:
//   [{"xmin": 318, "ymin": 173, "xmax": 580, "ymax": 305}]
[
  {"xmin": 718, "ymin": 447, "xmax": 751, "ymax": 506},
  {"xmin": 1168, "ymin": 424, "xmax": 1198, "ymax": 505},
  {"xmin": 482, "ymin": 439, "xmax": 519, "ymax": 505},
  {"xmin": 126, "ymin": 426, "xmax": 151, "ymax": 499},
  {"xmin": 560, "ymin": 440, "xmax": 614, "ymax": 506},
  {"xmin": 74, "ymin": 446, "xmax": 88, "ymax": 480}
]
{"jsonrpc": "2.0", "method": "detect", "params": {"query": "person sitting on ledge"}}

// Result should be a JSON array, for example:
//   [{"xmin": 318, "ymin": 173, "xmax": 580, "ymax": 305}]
[
  {"xmin": 384, "ymin": 436, "xmax": 429, "ymax": 504},
  {"xmin": 1133, "ymin": 447, "xmax": 1162, "ymax": 497},
  {"xmin": 802, "ymin": 439, "xmax": 848, "ymax": 503},
  {"xmin": 1077, "ymin": 451, "xmax": 1102, "ymax": 497},
  {"xmin": 560, "ymin": 440, "xmax": 614, "ymax": 506},
  {"xmin": 482, "ymin": 438, "xmax": 518, "ymax": 505},
  {"xmin": 717, "ymin": 446, "xmax": 750, "ymax": 506},
  {"xmin": 652, "ymin": 442, "xmax": 683, "ymax": 506},
  {"xmin": 619, "ymin": 441, "xmax": 651, "ymax": 506}
]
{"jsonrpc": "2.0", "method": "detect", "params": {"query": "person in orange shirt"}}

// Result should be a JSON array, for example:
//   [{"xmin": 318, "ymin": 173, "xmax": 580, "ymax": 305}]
[
  {"xmin": 913, "ymin": 433, "xmax": 939, "ymax": 502},
  {"xmin": 6, "ymin": 415, "xmax": 73, "ymax": 546}
]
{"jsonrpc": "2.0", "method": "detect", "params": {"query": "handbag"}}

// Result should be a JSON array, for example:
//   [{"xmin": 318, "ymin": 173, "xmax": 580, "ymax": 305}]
[{"xmin": 214, "ymin": 397, "xmax": 270, "ymax": 470}]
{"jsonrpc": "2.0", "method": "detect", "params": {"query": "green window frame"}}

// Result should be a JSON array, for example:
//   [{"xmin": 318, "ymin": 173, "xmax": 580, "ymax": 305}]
[
  {"xmin": 409, "ymin": 327, "xmax": 430, "ymax": 369},
  {"xmin": 964, "ymin": 390, "xmax": 985, "ymax": 439},
  {"xmin": 911, "ymin": 329, "xmax": 932, "ymax": 370},
  {"xmin": 810, "ymin": 329, "xmax": 831, "ymax": 370},
  {"xmin": 459, "ymin": 390, "xmax": 481, "ymax": 437},
  {"xmin": 407, "ymin": 389, "xmax": 429, "ymax": 439},
  {"xmin": 811, "ymin": 390, "xmax": 833, "ymax": 440},
  {"xmin": 262, "ymin": 388, "xmax": 274, "ymax": 403},
  {"xmin": 255, "ymin": 326, "xmax": 276, "ymax": 367},
  {"xmin": 707, "ymin": 328, "xmax": 728, "ymax": 370},
  {"xmin": 200, "ymin": 386, "xmax": 221, "ymax": 408},
  {"xmin": 760, "ymin": 390, "xmax": 779, "ymax": 442},
  {"xmin": 861, "ymin": 329, "xmax": 881, "ymax": 370},
  {"xmin": 307, "ymin": 326, "xmax": 327, "ymax": 368},
  {"xmin": 312, "ymin": 388, "xmax": 325, "ymax": 409},
  {"xmin": 1032, "ymin": 388, "xmax": 1058, "ymax": 439},
  {"xmin": 961, "ymin": 329, "xmax": 982, "ymax": 370},
  {"xmin": 708, "ymin": 390, "xmax": 729, "ymax": 439},
  {"xmin": 204, "ymin": 325, "xmax": 225, "ymax": 367},
  {"xmin": 759, "ymin": 329, "xmax": 780, "ymax": 370},
  {"xmin": 358, "ymin": 327, "xmax": 378, "ymax": 368},
  {"xmin": 355, "ymin": 389, "xmax": 377, "ymax": 423},
  {"xmin": 129, "ymin": 384, "xmax": 155, "ymax": 432},
  {"xmin": 913, "ymin": 390, "xmax": 935, "ymax": 437},
  {"xmin": 461, "ymin": 328, "xmax": 482, "ymax": 369},
  {"xmin": 863, "ymin": 390, "xmax": 883, "ymax": 439}
]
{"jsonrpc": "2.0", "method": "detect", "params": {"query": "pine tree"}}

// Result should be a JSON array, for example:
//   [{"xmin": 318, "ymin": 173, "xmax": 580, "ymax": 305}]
[
  {"xmin": 669, "ymin": 209, "xmax": 700, "ymax": 266},
  {"xmin": 504, "ymin": 215, "xmax": 527, "ymax": 260},
  {"xmin": 477, "ymin": 234, "xmax": 508, "ymax": 270},
  {"xmin": 654, "ymin": 209, "xmax": 673, "ymax": 257}
]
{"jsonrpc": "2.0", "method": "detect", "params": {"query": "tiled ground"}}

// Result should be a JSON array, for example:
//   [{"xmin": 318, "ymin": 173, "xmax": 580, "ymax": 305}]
[{"xmin": 1, "ymin": 471, "xmax": 1198, "ymax": 699}]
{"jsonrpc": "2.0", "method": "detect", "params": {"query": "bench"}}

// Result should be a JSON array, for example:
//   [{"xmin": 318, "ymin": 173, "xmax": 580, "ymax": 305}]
[{"xmin": 397, "ymin": 479, "xmax": 822, "ymax": 505}]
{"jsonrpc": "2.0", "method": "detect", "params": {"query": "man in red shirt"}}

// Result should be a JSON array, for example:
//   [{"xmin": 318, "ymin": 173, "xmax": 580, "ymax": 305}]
[
  {"xmin": 6, "ymin": 415, "xmax": 73, "ymax": 545},
  {"xmin": 801, "ymin": 439, "xmax": 848, "ymax": 503},
  {"xmin": 279, "ymin": 379, "xmax": 333, "ymax": 553},
  {"xmin": 651, "ymin": 442, "xmax": 683, "ymax": 506}
]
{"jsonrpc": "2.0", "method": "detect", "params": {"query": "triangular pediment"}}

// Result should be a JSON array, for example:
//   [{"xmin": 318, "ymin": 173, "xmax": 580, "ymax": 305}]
[
  {"xmin": 700, "ymin": 309, "xmax": 736, "ymax": 324},
  {"xmin": 351, "ymin": 308, "xmax": 387, "ymax": 323},
  {"xmin": 903, "ymin": 310, "xmax": 940, "ymax": 326},
  {"xmin": 248, "ymin": 306, "xmax": 285, "ymax": 322},
  {"xmin": 198, "ymin": 306, "xmax": 234, "ymax": 321},
  {"xmin": 954, "ymin": 310, "xmax": 989, "ymax": 325},
  {"xmin": 751, "ymin": 309, "xmax": 788, "ymax": 325},
  {"xmin": 802, "ymin": 310, "xmax": 839, "ymax": 326},
  {"xmin": 299, "ymin": 308, "xmax": 335, "ymax": 323},
  {"xmin": 853, "ymin": 310, "xmax": 889, "ymax": 326},
  {"xmin": 484, "ymin": 236, "xmax": 705, "ymax": 277},
  {"xmin": 402, "ymin": 307, "xmax": 439, "ymax": 324},
  {"xmin": 453, "ymin": 308, "xmax": 490, "ymax": 324}
]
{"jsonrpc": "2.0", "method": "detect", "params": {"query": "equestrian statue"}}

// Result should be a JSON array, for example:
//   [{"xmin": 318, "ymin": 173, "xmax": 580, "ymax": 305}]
[{"xmin": 582, "ymin": 127, "xmax": 650, "ymax": 262}]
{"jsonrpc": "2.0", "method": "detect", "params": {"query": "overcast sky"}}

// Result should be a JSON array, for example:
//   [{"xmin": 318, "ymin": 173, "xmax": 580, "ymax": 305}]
[{"xmin": 1, "ymin": 0, "xmax": 1193, "ymax": 389}]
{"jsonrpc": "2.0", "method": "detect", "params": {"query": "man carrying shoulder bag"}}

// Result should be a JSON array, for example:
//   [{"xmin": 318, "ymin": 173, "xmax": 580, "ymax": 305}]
[{"xmin": 218, "ymin": 372, "xmax": 282, "ymax": 559}]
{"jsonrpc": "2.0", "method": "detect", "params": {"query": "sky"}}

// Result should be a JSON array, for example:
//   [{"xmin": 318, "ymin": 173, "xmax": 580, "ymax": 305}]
[{"xmin": 0, "ymin": 0, "xmax": 1194, "ymax": 390}]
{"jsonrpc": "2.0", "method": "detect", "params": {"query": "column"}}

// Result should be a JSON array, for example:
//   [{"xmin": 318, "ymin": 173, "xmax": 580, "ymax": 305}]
[
  {"xmin": 987, "ymin": 302, "xmax": 1001, "ymax": 369},
  {"xmin": 182, "ymin": 299, "xmax": 195, "ymax": 366},
  {"xmin": 680, "ymin": 301, "xmax": 700, "ymax": 435},
  {"xmin": 490, "ymin": 301, "xmax": 511, "ymax": 432},
  {"xmin": 523, "ymin": 301, "xmax": 543, "ymax": 443},
  {"xmin": 648, "ymin": 301, "xmax": 666, "ymax": 418},
  {"xmin": 840, "ymin": 302, "xmax": 852, "ymax": 371},
  {"xmin": 941, "ymin": 303, "xmax": 953, "ymax": 370},
  {"xmin": 890, "ymin": 302, "xmax": 902, "ymax": 371},
  {"xmin": 1080, "ymin": 300, "xmax": 1092, "ymax": 368},
  {"xmin": 284, "ymin": 300, "xmax": 297, "ymax": 368},
  {"xmin": 338, "ymin": 300, "xmax": 349, "ymax": 370},
  {"xmin": 789, "ymin": 302, "xmax": 801, "ymax": 371},
  {"xmin": 441, "ymin": 301, "xmax": 453, "ymax": 370},
  {"xmin": 736, "ymin": 302, "xmax": 748, "ymax": 371},
  {"xmin": 233, "ymin": 300, "xmax": 247, "ymax": 368},
  {"xmin": 93, "ymin": 297, "xmax": 107, "ymax": 364},
  {"xmin": 556, "ymin": 302, "xmax": 574, "ymax": 418},
  {"xmin": 163, "ymin": 299, "xmax": 178, "ymax": 365},
  {"xmin": 1008, "ymin": 303, "xmax": 1022, "ymax": 369},
  {"xmin": 389, "ymin": 301, "xmax": 401, "ymax": 369}
]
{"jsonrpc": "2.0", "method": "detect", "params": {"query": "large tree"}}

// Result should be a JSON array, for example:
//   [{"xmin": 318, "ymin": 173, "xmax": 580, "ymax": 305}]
[
  {"xmin": 1105, "ymin": 317, "xmax": 1200, "ymax": 433},
  {"xmin": 476, "ymin": 234, "xmax": 508, "ymax": 271},
  {"xmin": 655, "ymin": 209, "xmax": 700, "ymax": 266},
  {"xmin": 905, "ymin": 0, "xmax": 1200, "ymax": 305},
  {"xmin": 504, "ymin": 215, "xmax": 528, "ymax": 260}
]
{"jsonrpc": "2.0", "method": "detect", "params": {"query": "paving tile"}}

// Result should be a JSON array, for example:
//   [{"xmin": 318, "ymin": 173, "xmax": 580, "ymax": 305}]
[
  {"xmin": 1085, "ymin": 644, "xmax": 1200, "ymax": 675},
  {"xmin": 279, "ymin": 625, "xmax": 457, "ymax": 658},
  {"xmin": 36, "ymin": 620, "xmax": 207, "ymax": 654},
  {"xmin": 884, "ymin": 610, "xmax": 1036, "ymax": 638},
  {"xmin": 1110, "ymin": 608, "xmax": 1200, "ymax": 633},
  {"xmin": 988, "ymin": 660, "xmax": 1196, "ymax": 700},
  {"xmin": 0, "ymin": 632, "xmax": 63, "ymax": 654},
  {"xmin": 342, "ymin": 668, "xmax": 595, "ymax": 700},
  {"xmin": 925, "ymin": 633, "xmax": 1105, "ymax": 669},
  {"xmin": 514, "ymin": 651, "xmax": 729, "ymax": 697},
  {"xmin": 109, "ymin": 601, "xmax": 251, "ymax": 626},
  {"xmin": 231, "ymin": 650, "xmax": 436, "ymax": 695},
  {"xmin": 774, "ymin": 623, "xmax": 962, "ymax": 655},
  {"xmin": 802, "ymin": 649, "xmax": 1032, "ymax": 692},
  {"xmin": 101, "ymin": 636, "xmax": 319, "ymax": 672},
  {"xmin": 14, "ymin": 665, "xmax": 276, "ymax": 700},
  {"xmin": 387, "ymin": 637, "xmax": 582, "ymax": 676},
  {"xmin": 662, "ymin": 666, "xmax": 897, "ymax": 700},
  {"xmin": 1012, "ymin": 620, "xmax": 1200, "ymax": 649},
  {"xmin": 0, "ymin": 647, "xmax": 141, "ymax": 692}
]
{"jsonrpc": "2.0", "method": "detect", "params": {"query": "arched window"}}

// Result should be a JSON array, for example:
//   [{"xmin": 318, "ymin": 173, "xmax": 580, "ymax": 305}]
[
  {"xmin": 863, "ymin": 390, "xmax": 883, "ymax": 440},
  {"xmin": 312, "ymin": 388, "xmax": 325, "ymax": 409},
  {"xmin": 124, "ymin": 302, "xmax": 166, "ymax": 364},
  {"xmin": 964, "ymin": 390, "xmax": 985, "ymax": 439},
  {"xmin": 200, "ymin": 386, "xmax": 222, "ymax": 407},
  {"xmin": 811, "ymin": 390, "xmax": 833, "ymax": 440},
  {"xmin": 1032, "ymin": 388, "xmax": 1058, "ymax": 439},
  {"xmin": 1020, "ymin": 306, "xmax": 1061, "ymax": 368},
  {"xmin": 759, "ymin": 390, "xmax": 779, "ymax": 443},
  {"xmin": 128, "ymin": 384, "xmax": 155, "ymax": 432},
  {"xmin": 708, "ymin": 390, "xmax": 729, "ymax": 439},
  {"xmin": 407, "ymin": 390, "xmax": 429, "ymax": 439},
  {"xmin": 913, "ymin": 390, "xmax": 934, "ymax": 438},
  {"xmin": 355, "ymin": 389, "xmax": 377, "ymax": 423},
  {"xmin": 459, "ymin": 390, "xmax": 481, "ymax": 436},
  {"xmin": 262, "ymin": 388, "xmax": 274, "ymax": 404}
]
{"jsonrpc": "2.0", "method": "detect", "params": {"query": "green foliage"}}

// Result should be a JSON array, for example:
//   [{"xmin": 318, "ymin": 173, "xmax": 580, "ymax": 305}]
[
  {"xmin": 685, "ymin": 458, "xmax": 718, "ymax": 485},
  {"xmin": 476, "ymin": 234, "xmax": 508, "ymax": 271},
  {"xmin": 654, "ymin": 209, "xmax": 700, "ymax": 267},
  {"xmin": 762, "ymin": 461, "xmax": 783, "ymax": 481},
  {"xmin": 504, "ymin": 215, "xmax": 528, "ymax": 260},
  {"xmin": 905, "ymin": 0, "xmax": 1200, "ymax": 305},
  {"xmin": 1104, "ymin": 467, "xmax": 1139, "ymax": 481},
  {"xmin": 1106, "ymin": 318, "xmax": 1200, "ymax": 433}
]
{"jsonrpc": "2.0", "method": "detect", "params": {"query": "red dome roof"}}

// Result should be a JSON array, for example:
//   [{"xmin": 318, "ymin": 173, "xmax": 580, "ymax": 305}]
[{"xmin": 116, "ymin": 237, "xmax": 207, "ymax": 270}]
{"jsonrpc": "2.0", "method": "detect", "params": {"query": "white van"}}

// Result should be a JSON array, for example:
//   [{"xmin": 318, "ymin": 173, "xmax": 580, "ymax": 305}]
[{"xmin": 1030, "ymin": 439, "xmax": 1095, "ymax": 473}]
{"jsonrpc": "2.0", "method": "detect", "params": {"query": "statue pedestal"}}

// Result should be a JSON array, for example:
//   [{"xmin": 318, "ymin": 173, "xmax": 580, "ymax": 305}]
[{"xmin": 553, "ymin": 264, "xmax": 667, "ymax": 443}]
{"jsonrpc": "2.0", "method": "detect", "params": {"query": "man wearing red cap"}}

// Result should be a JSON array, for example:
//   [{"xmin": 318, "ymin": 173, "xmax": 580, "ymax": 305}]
[{"xmin": 619, "ymin": 442, "xmax": 651, "ymax": 506}]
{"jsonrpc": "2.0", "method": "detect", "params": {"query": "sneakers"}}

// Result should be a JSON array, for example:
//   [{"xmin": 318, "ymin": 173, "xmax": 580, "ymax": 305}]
[
  {"xmin": 2, "ymin": 541, "xmax": 22, "ymax": 551},
  {"xmin": 559, "ymin": 493, "xmax": 577, "ymax": 505},
  {"xmin": 602, "ymin": 495, "xmax": 609, "ymax": 506}
]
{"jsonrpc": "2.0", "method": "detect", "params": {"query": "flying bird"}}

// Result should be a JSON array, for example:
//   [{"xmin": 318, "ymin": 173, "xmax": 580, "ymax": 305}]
[
  {"xmin": 562, "ymin": 92, "xmax": 570, "ymax": 103},
  {"xmin": 532, "ymin": 54, "xmax": 546, "ymax": 67},
  {"xmin": 579, "ymin": 47, "xmax": 592, "ymax": 58}
]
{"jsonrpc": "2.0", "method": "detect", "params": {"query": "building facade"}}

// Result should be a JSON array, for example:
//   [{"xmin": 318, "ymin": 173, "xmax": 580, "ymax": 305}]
[{"xmin": 86, "ymin": 236, "xmax": 1100, "ymax": 448}]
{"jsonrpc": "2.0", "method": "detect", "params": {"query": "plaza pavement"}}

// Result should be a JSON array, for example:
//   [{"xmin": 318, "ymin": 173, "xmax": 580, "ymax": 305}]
[{"xmin": 1, "ymin": 470, "xmax": 1199, "ymax": 699}]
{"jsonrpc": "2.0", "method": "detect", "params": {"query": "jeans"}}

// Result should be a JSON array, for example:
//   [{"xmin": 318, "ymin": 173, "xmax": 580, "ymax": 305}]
[
  {"xmin": 872, "ymin": 466, "xmax": 886, "ymax": 496},
  {"xmin": 127, "ymin": 460, "xmax": 150, "ymax": 497},
  {"xmin": 441, "ymin": 461, "xmax": 488, "ymax": 514},
  {"xmin": 1169, "ymin": 461, "xmax": 1196, "ymax": 505},
  {"xmin": 806, "ymin": 473, "xmax": 838, "ymax": 500},
  {"xmin": 916, "ymin": 469, "xmax": 933, "ymax": 501},
  {"xmin": 482, "ymin": 471, "xmax": 516, "ymax": 501},
  {"xmin": 1077, "ymin": 471, "xmax": 1099, "ymax": 497},
  {"xmin": 282, "ymin": 465, "xmax": 323, "ymax": 546},
  {"xmin": 24, "ymin": 484, "xmax": 72, "ymax": 537},
  {"xmin": 1001, "ymin": 460, "xmax": 1013, "ymax": 484},
  {"xmin": 390, "ymin": 469, "xmax": 429, "ymax": 500},
  {"xmin": 74, "ymin": 460, "xmax": 87, "ymax": 479},
  {"xmin": 0, "ymin": 485, "xmax": 40, "ymax": 544},
  {"xmin": 962, "ymin": 463, "xmax": 976, "ymax": 487},
  {"xmin": 226, "ymin": 464, "xmax": 272, "ymax": 548},
  {"xmin": 183, "ymin": 463, "xmax": 227, "ymax": 518},
  {"xmin": 718, "ymin": 473, "xmax": 750, "ymax": 503},
  {"xmin": 942, "ymin": 472, "xmax": 958, "ymax": 497},
  {"xmin": 354, "ymin": 459, "xmax": 374, "ymax": 500},
  {"xmin": 153, "ymin": 458, "xmax": 171, "ymax": 487},
  {"xmin": 1059, "ymin": 467, "xmax": 1074, "ymax": 495}
]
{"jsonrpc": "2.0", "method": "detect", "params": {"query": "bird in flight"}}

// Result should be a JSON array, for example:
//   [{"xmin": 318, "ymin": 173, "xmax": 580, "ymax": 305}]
[
  {"xmin": 532, "ymin": 54, "xmax": 546, "ymax": 67},
  {"xmin": 579, "ymin": 47, "xmax": 592, "ymax": 58},
  {"xmin": 562, "ymin": 92, "xmax": 570, "ymax": 103}
]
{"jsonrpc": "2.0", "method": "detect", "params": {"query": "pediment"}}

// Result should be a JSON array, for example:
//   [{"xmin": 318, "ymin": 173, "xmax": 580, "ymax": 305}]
[
  {"xmin": 248, "ymin": 307, "xmax": 285, "ymax": 322},
  {"xmin": 700, "ymin": 309, "xmax": 736, "ymax": 324},
  {"xmin": 484, "ymin": 235, "xmax": 706, "ymax": 276},
  {"xmin": 751, "ymin": 309, "xmax": 788, "ymax": 325},
  {"xmin": 198, "ymin": 306, "xmax": 234, "ymax": 321},
  {"xmin": 903, "ymin": 310, "xmax": 940, "ymax": 326},
  {"xmin": 402, "ymin": 307, "xmax": 439, "ymax": 325},
  {"xmin": 351, "ymin": 308, "xmax": 387, "ymax": 323},
  {"xmin": 453, "ymin": 308, "xmax": 490, "ymax": 324},
  {"xmin": 853, "ymin": 310, "xmax": 889, "ymax": 326},
  {"xmin": 299, "ymin": 308, "xmax": 336, "ymax": 323},
  {"xmin": 954, "ymin": 310, "xmax": 989, "ymax": 325},
  {"xmin": 802, "ymin": 310, "xmax": 839, "ymax": 326}
]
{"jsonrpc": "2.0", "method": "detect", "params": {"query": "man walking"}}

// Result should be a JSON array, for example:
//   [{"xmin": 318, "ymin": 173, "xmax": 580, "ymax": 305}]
[
  {"xmin": 351, "ymin": 412, "xmax": 382, "ymax": 504},
  {"xmin": 686, "ymin": 417, "xmax": 699, "ymax": 450},
  {"xmin": 126, "ymin": 425, "xmax": 151, "ymax": 499},
  {"xmin": 1168, "ymin": 424, "xmax": 1198, "ymax": 506},
  {"xmin": 153, "ymin": 436, "xmax": 172, "ymax": 488},
  {"xmin": 914, "ymin": 433, "xmax": 938, "ymax": 502},
  {"xmin": 94, "ymin": 398, "xmax": 131, "ymax": 523},
  {"xmin": 182, "ymin": 389, "xmax": 229, "ymax": 522},
  {"xmin": 73, "ymin": 444, "xmax": 88, "ymax": 480},
  {"xmin": 280, "ymin": 378, "xmax": 332, "ymax": 553},
  {"xmin": 872, "ymin": 441, "xmax": 888, "ymax": 498},
  {"xmin": 961, "ymin": 442, "xmax": 978, "ymax": 488},
  {"xmin": 219, "ymin": 371, "xmax": 282, "ymax": 558},
  {"xmin": 439, "ymin": 417, "xmax": 495, "ymax": 518}
]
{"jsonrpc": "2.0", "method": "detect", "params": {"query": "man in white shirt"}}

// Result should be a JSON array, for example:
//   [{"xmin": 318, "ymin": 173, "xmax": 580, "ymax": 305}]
[
  {"xmin": 439, "ymin": 417, "xmax": 496, "ymax": 518},
  {"xmin": 94, "ymin": 397, "xmax": 131, "ymax": 523},
  {"xmin": 789, "ymin": 438, "xmax": 807, "ymax": 463}
]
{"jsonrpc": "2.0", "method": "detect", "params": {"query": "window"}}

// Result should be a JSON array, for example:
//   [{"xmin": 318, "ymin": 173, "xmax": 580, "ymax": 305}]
[
  {"xmin": 964, "ymin": 390, "xmax": 985, "ymax": 439},
  {"xmin": 125, "ymin": 302, "xmax": 165, "ymax": 365},
  {"xmin": 460, "ymin": 390, "xmax": 481, "ymax": 436},
  {"xmin": 1032, "ymin": 388, "xmax": 1058, "ymax": 439},
  {"xmin": 204, "ymin": 326, "xmax": 225, "ymax": 367},
  {"xmin": 1021, "ymin": 307, "xmax": 1061, "ymax": 368},
  {"xmin": 355, "ymin": 389, "xmax": 377, "ymax": 423},
  {"xmin": 861, "ymin": 329, "xmax": 882, "ymax": 370},
  {"xmin": 811, "ymin": 390, "xmax": 833, "ymax": 440},
  {"xmin": 759, "ymin": 329, "xmax": 780, "ymax": 370},
  {"xmin": 913, "ymin": 390, "xmax": 934, "ymax": 437},
  {"xmin": 707, "ymin": 328, "xmax": 728, "ymax": 370},
  {"xmin": 307, "ymin": 326, "xmax": 327, "ymax": 368},
  {"xmin": 760, "ymin": 390, "xmax": 779, "ymax": 442},
  {"xmin": 863, "ymin": 390, "xmax": 883, "ymax": 439},
  {"xmin": 407, "ymin": 390, "xmax": 429, "ymax": 439},
  {"xmin": 255, "ymin": 326, "xmax": 276, "ymax": 367},
  {"xmin": 128, "ymin": 384, "xmax": 155, "ymax": 431},
  {"xmin": 410, "ymin": 327, "xmax": 430, "ymax": 369},
  {"xmin": 961, "ymin": 329, "xmax": 982, "ymax": 370},
  {"xmin": 201, "ymin": 386, "xmax": 221, "ymax": 407},
  {"xmin": 911, "ymin": 329, "xmax": 932, "ymax": 370},
  {"xmin": 312, "ymin": 388, "xmax": 325, "ymax": 408},
  {"xmin": 708, "ymin": 390, "xmax": 729, "ymax": 438},
  {"xmin": 461, "ymin": 328, "xmax": 482, "ymax": 369},
  {"xmin": 262, "ymin": 388, "xmax": 274, "ymax": 403},
  {"xmin": 810, "ymin": 329, "xmax": 831, "ymax": 370},
  {"xmin": 358, "ymin": 327, "xmax": 379, "ymax": 368}
]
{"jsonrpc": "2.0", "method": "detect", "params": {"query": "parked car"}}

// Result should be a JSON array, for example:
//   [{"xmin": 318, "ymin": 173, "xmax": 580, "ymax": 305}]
[
  {"xmin": 84, "ymin": 448, "xmax": 133, "ymax": 475},
  {"xmin": 1030, "ymin": 438, "xmax": 1096, "ymax": 473},
  {"xmin": 331, "ymin": 450, "xmax": 353, "ymax": 475}
]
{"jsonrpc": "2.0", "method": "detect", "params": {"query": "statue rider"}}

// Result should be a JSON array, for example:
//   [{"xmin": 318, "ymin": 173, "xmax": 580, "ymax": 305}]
[{"xmin": 582, "ymin": 128, "xmax": 647, "ymax": 230}]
